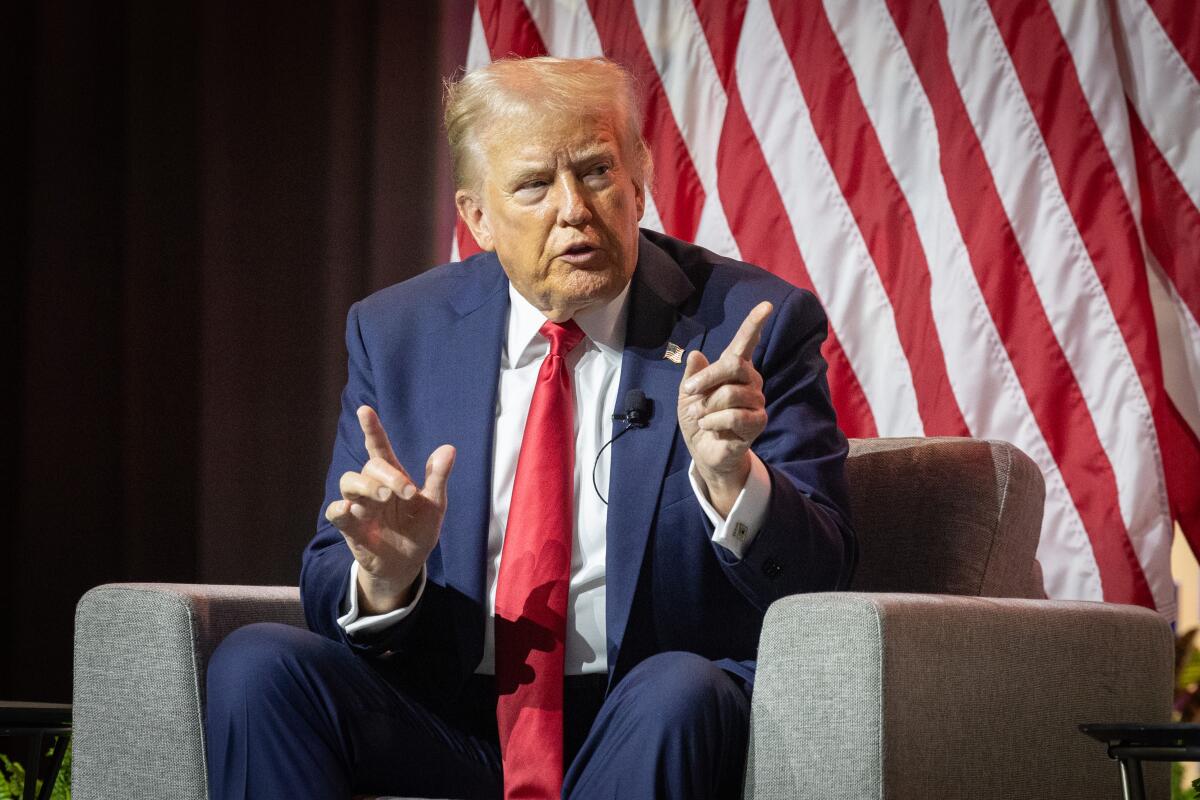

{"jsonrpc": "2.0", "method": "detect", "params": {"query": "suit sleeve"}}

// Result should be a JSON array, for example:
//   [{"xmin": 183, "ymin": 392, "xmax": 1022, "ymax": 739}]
[
  {"xmin": 707, "ymin": 286, "xmax": 856, "ymax": 610},
  {"xmin": 300, "ymin": 302, "xmax": 426, "ymax": 656}
]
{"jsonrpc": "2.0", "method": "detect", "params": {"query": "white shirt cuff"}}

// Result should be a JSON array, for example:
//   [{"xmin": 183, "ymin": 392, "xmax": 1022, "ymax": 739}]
[
  {"xmin": 688, "ymin": 451, "xmax": 772, "ymax": 560},
  {"xmin": 337, "ymin": 560, "xmax": 427, "ymax": 636}
]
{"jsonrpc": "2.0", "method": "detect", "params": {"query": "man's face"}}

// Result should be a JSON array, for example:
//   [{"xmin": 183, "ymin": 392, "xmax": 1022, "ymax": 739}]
[{"xmin": 456, "ymin": 110, "xmax": 646, "ymax": 321}]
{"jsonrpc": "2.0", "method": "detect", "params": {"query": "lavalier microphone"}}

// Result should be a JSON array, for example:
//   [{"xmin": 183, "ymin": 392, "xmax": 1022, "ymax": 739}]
[
  {"xmin": 593, "ymin": 389, "xmax": 654, "ymax": 503},
  {"xmin": 612, "ymin": 389, "xmax": 652, "ymax": 428}
]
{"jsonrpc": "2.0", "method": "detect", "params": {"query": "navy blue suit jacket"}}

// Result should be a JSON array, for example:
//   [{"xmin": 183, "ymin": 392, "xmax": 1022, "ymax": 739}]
[{"xmin": 301, "ymin": 230, "xmax": 855, "ymax": 704}]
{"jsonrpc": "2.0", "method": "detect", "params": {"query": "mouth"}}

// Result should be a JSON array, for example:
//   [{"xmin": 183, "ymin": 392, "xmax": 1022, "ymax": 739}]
[{"xmin": 557, "ymin": 242, "xmax": 602, "ymax": 265}]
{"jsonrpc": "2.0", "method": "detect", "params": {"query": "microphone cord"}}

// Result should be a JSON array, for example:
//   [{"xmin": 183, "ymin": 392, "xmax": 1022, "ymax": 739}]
[{"xmin": 592, "ymin": 423, "xmax": 638, "ymax": 505}]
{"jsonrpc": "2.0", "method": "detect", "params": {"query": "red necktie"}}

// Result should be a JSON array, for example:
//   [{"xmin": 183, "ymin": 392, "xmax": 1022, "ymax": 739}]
[{"xmin": 494, "ymin": 319, "xmax": 585, "ymax": 799}]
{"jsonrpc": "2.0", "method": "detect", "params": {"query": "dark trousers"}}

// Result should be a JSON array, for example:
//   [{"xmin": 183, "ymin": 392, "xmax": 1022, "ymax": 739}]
[{"xmin": 205, "ymin": 623, "xmax": 751, "ymax": 799}]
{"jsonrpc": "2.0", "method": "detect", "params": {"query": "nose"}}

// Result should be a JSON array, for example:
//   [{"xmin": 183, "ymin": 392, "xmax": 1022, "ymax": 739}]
[{"xmin": 555, "ymin": 173, "xmax": 592, "ymax": 227}]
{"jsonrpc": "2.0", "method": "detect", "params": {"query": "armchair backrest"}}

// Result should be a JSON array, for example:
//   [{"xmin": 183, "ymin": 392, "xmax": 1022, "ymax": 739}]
[{"xmin": 844, "ymin": 437, "xmax": 1045, "ymax": 598}]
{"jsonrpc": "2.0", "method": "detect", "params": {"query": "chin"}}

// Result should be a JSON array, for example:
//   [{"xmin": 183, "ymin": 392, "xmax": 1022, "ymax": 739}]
[{"xmin": 558, "ymin": 270, "xmax": 625, "ymax": 307}]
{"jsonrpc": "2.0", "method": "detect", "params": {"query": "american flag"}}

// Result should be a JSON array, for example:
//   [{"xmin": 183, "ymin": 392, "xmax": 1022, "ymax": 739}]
[{"xmin": 450, "ymin": 0, "xmax": 1200, "ymax": 619}]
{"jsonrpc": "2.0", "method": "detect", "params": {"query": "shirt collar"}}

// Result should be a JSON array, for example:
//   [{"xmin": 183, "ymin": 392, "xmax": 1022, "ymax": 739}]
[{"xmin": 505, "ymin": 279, "xmax": 631, "ymax": 366}]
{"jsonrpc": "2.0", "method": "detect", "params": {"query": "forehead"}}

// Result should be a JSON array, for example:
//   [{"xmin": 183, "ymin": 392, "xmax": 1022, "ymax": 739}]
[{"xmin": 480, "ymin": 109, "xmax": 623, "ymax": 170}]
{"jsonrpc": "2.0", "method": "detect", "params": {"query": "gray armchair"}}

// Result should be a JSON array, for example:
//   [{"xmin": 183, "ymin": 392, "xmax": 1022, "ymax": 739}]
[{"xmin": 73, "ymin": 438, "xmax": 1172, "ymax": 799}]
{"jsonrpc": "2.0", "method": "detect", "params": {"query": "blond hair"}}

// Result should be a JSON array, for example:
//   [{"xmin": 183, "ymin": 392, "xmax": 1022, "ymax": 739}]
[{"xmin": 444, "ymin": 56, "xmax": 652, "ymax": 191}]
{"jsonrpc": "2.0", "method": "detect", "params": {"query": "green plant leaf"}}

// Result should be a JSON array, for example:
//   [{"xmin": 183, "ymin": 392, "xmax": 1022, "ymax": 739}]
[
  {"xmin": 0, "ymin": 753, "xmax": 23, "ymax": 799},
  {"xmin": 0, "ymin": 740, "xmax": 72, "ymax": 800},
  {"xmin": 1182, "ymin": 646, "xmax": 1200, "ymax": 689}
]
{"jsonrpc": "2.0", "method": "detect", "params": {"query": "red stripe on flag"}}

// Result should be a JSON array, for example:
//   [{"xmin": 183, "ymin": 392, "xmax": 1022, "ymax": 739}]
[
  {"xmin": 821, "ymin": 325, "xmax": 879, "ymax": 439},
  {"xmin": 989, "ymin": 1, "xmax": 1165, "ymax": 399},
  {"xmin": 1148, "ymin": 0, "xmax": 1200, "ymax": 85},
  {"xmin": 889, "ymin": 0, "xmax": 1155, "ymax": 607},
  {"xmin": 770, "ymin": 0, "xmax": 971, "ymax": 437},
  {"xmin": 690, "ymin": 0, "xmax": 745, "ymax": 87},
  {"xmin": 455, "ymin": 220, "xmax": 484, "ymax": 260},
  {"xmin": 1128, "ymin": 103, "xmax": 1200, "ymax": 340},
  {"xmin": 1128, "ymin": 101, "xmax": 1200, "ymax": 547},
  {"xmin": 1165, "ymin": 395, "xmax": 1200, "ymax": 552},
  {"xmin": 692, "ymin": 0, "xmax": 879, "ymax": 438},
  {"xmin": 477, "ymin": 0, "xmax": 547, "ymax": 60},
  {"xmin": 586, "ymin": 0, "xmax": 706, "ymax": 242},
  {"xmin": 989, "ymin": 0, "xmax": 1200, "ymax": 560}
]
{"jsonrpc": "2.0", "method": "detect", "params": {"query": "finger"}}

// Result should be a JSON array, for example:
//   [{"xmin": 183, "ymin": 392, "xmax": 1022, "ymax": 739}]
[
  {"xmin": 695, "ymin": 407, "xmax": 768, "ymax": 440},
  {"xmin": 325, "ymin": 499, "xmax": 354, "ymax": 528},
  {"xmin": 682, "ymin": 356, "xmax": 754, "ymax": 397},
  {"xmin": 700, "ymin": 384, "xmax": 763, "ymax": 414},
  {"xmin": 421, "ymin": 444, "xmax": 457, "ymax": 507},
  {"xmin": 681, "ymin": 397, "xmax": 701, "ymax": 420},
  {"xmin": 722, "ymin": 301, "xmax": 774, "ymax": 362},
  {"xmin": 680, "ymin": 349, "xmax": 709, "ymax": 393},
  {"xmin": 357, "ymin": 406, "xmax": 401, "ymax": 467},
  {"xmin": 339, "ymin": 470, "xmax": 391, "ymax": 504},
  {"xmin": 325, "ymin": 499, "xmax": 368, "ymax": 536},
  {"xmin": 362, "ymin": 457, "xmax": 417, "ymax": 500}
]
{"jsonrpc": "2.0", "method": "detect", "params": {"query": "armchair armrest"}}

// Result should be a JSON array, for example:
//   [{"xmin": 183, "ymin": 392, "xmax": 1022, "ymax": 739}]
[
  {"xmin": 73, "ymin": 583, "xmax": 304, "ymax": 800},
  {"xmin": 745, "ymin": 593, "xmax": 1173, "ymax": 800}
]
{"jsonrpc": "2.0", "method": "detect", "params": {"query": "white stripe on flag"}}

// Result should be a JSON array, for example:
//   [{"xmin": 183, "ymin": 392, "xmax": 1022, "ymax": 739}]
[
  {"xmin": 1046, "ymin": 0, "xmax": 1141, "ymax": 214},
  {"xmin": 466, "ymin": 4, "xmax": 491, "ymax": 68},
  {"xmin": 522, "ymin": 0, "xmax": 604, "ymax": 56},
  {"xmin": 824, "ymin": 0, "xmax": 1103, "ymax": 601},
  {"xmin": 1109, "ymin": 0, "xmax": 1200, "ymax": 442},
  {"xmin": 942, "ymin": 0, "xmax": 1174, "ymax": 611},
  {"xmin": 1115, "ymin": 0, "xmax": 1200, "ymax": 215},
  {"xmin": 1050, "ymin": 0, "xmax": 1200, "ymax": 445},
  {"xmin": 738, "ymin": 0, "xmax": 924, "ymax": 437},
  {"xmin": 631, "ymin": 0, "xmax": 739, "ymax": 258},
  {"xmin": 1149, "ymin": 252, "xmax": 1200, "ymax": 436}
]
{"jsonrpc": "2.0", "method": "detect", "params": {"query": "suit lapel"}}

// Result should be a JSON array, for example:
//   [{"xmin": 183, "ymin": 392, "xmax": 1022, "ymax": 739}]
[
  {"xmin": 605, "ymin": 235, "xmax": 704, "ymax": 675},
  {"xmin": 435, "ymin": 242, "xmax": 706, "ymax": 677},
  {"xmin": 435, "ymin": 255, "xmax": 508, "ymax": 663}
]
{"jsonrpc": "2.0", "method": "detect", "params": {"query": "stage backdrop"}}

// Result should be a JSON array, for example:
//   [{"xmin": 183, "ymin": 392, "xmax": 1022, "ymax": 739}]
[{"xmin": 452, "ymin": 0, "xmax": 1200, "ymax": 617}]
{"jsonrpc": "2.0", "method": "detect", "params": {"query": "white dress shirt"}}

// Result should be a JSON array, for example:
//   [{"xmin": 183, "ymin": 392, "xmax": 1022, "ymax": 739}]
[{"xmin": 338, "ymin": 282, "xmax": 772, "ymax": 675}]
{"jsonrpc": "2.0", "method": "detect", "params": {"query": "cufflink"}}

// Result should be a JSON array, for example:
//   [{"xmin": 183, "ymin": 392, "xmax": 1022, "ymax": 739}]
[{"xmin": 733, "ymin": 522, "xmax": 748, "ymax": 541}]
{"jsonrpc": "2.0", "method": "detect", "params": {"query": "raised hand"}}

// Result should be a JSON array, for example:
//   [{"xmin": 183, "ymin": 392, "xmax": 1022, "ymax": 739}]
[
  {"xmin": 324, "ymin": 406, "xmax": 456, "ymax": 614},
  {"xmin": 677, "ymin": 301, "xmax": 773, "ymax": 517}
]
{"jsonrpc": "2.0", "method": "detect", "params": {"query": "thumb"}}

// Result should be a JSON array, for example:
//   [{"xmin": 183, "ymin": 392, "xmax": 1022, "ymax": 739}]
[
  {"xmin": 680, "ymin": 349, "xmax": 709, "ymax": 397},
  {"xmin": 421, "ymin": 444, "xmax": 457, "ymax": 507}
]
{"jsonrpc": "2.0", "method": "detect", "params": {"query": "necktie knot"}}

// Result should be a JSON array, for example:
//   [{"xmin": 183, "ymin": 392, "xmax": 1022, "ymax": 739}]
[{"xmin": 540, "ymin": 319, "xmax": 585, "ymax": 357}]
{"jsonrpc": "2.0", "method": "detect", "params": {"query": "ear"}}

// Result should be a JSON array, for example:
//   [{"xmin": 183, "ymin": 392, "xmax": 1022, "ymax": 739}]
[
  {"xmin": 633, "ymin": 179, "xmax": 646, "ymax": 222},
  {"xmin": 455, "ymin": 190, "xmax": 495, "ymax": 252}
]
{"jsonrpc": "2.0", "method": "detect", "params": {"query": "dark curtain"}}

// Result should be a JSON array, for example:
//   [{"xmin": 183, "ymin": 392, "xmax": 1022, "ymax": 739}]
[{"xmin": 5, "ymin": 0, "xmax": 473, "ymax": 704}]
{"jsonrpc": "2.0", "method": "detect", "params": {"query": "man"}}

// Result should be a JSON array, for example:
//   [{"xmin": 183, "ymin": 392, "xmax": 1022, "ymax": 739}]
[{"xmin": 205, "ymin": 56, "xmax": 854, "ymax": 799}]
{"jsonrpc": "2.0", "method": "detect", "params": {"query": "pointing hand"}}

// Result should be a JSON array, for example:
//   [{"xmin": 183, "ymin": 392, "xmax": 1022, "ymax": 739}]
[
  {"xmin": 324, "ymin": 406, "xmax": 455, "ymax": 614},
  {"xmin": 677, "ymin": 301, "xmax": 773, "ymax": 516}
]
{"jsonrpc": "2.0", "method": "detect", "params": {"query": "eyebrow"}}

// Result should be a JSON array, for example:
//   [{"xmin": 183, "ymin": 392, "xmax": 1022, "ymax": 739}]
[
  {"xmin": 509, "ymin": 143, "xmax": 616, "ymax": 173},
  {"xmin": 570, "ymin": 145, "xmax": 617, "ymax": 168}
]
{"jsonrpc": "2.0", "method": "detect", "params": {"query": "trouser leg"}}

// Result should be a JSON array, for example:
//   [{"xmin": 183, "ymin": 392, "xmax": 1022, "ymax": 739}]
[
  {"xmin": 204, "ymin": 622, "xmax": 501, "ymax": 800},
  {"xmin": 563, "ymin": 651, "xmax": 751, "ymax": 800}
]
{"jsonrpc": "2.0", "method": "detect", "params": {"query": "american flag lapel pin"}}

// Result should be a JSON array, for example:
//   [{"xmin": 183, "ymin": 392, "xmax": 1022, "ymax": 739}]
[{"xmin": 663, "ymin": 342, "xmax": 684, "ymax": 364}]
